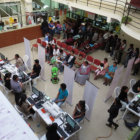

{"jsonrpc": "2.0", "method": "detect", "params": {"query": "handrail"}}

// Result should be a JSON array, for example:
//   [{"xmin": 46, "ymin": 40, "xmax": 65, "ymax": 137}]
[{"xmin": 71, "ymin": 0, "xmax": 140, "ymax": 30}]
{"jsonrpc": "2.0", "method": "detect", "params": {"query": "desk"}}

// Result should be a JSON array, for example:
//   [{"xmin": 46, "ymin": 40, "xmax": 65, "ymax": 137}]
[
  {"xmin": 27, "ymin": 92, "xmax": 81, "ymax": 140},
  {"xmin": 122, "ymin": 95, "xmax": 140, "ymax": 126},
  {"xmin": 0, "ymin": 63, "xmax": 32, "ymax": 90},
  {"xmin": 0, "ymin": 90, "xmax": 39, "ymax": 140}
]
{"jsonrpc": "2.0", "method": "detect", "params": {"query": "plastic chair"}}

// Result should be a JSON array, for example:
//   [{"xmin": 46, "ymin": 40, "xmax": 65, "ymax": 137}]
[
  {"xmin": 53, "ymin": 38, "xmax": 56, "ymax": 44},
  {"xmin": 57, "ymin": 41, "xmax": 62, "ymax": 47},
  {"xmin": 23, "ymin": 55, "xmax": 29, "ymax": 71},
  {"xmin": 61, "ymin": 43, "xmax": 67, "ymax": 49},
  {"xmin": 94, "ymin": 59, "xmax": 101, "ymax": 66},
  {"xmin": 79, "ymin": 51, "xmax": 86, "ymax": 58},
  {"xmin": 114, "ymin": 87, "xmax": 121, "ymax": 98},
  {"xmin": 67, "ymin": 46, "xmax": 73, "ymax": 52},
  {"xmin": 73, "ymin": 48, "xmax": 79, "ymax": 55},
  {"xmin": 40, "ymin": 134, "xmax": 47, "ymax": 140},
  {"xmin": 14, "ymin": 104, "xmax": 33, "ymax": 120},
  {"xmin": 128, "ymin": 79, "xmax": 137, "ymax": 96},
  {"xmin": 32, "ymin": 38, "xmax": 41, "ymax": 49},
  {"xmin": 86, "ymin": 56, "xmax": 94, "ymax": 63},
  {"xmin": 41, "ymin": 41, "xmax": 47, "ymax": 48}
]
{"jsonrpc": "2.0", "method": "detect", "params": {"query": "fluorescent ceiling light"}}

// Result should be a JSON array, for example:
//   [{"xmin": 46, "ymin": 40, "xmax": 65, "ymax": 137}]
[{"xmin": 43, "ymin": 5, "xmax": 49, "ymax": 9}]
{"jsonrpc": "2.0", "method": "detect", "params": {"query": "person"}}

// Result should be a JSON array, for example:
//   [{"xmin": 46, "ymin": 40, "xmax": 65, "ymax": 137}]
[
  {"xmin": 73, "ymin": 100, "xmax": 86, "ymax": 123},
  {"xmin": 118, "ymin": 86, "xmax": 129, "ymax": 110},
  {"xmin": 46, "ymin": 123, "xmax": 63, "ymax": 140},
  {"xmin": 4, "ymin": 72, "xmax": 12, "ymax": 90},
  {"xmin": 110, "ymin": 35, "xmax": 118, "ymax": 57},
  {"xmin": 44, "ymin": 32, "xmax": 49, "ymax": 43},
  {"xmin": 30, "ymin": 59, "xmax": 41, "ymax": 79},
  {"xmin": 132, "ymin": 80, "xmax": 140, "ymax": 93},
  {"xmin": 104, "ymin": 62, "xmax": 117, "ymax": 86},
  {"xmin": 106, "ymin": 98, "xmax": 122, "ymax": 129},
  {"xmin": 132, "ymin": 55, "xmax": 140, "ymax": 75},
  {"xmin": 12, "ymin": 54, "xmax": 25, "ymax": 71},
  {"xmin": 117, "ymin": 39, "xmax": 126, "ymax": 64},
  {"xmin": 124, "ymin": 44, "xmax": 134, "ymax": 68},
  {"xmin": 59, "ymin": 49, "xmax": 67, "ymax": 61},
  {"xmin": 16, "ymin": 93, "xmax": 35, "ymax": 115},
  {"xmin": 133, "ymin": 48, "xmax": 139, "ymax": 62},
  {"xmin": 94, "ymin": 58, "xmax": 109, "ymax": 80},
  {"xmin": 92, "ymin": 31, "xmax": 98, "ymax": 42},
  {"xmin": 10, "ymin": 75, "xmax": 24, "ymax": 102},
  {"xmin": 56, "ymin": 21, "xmax": 62, "ymax": 39},
  {"xmin": 73, "ymin": 54, "xmax": 84, "ymax": 70},
  {"xmin": 62, "ymin": 21, "xmax": 66, "ymax": 39},
  {"xmin": 94, "ymin": 63, "xmax": 104, "ymax": 78},
  {"xmin": 75, "ymin": 61, "xmax": 91, "ymax": 85},
  {"xmin": 65, "ymin": 35, "xmax": 74, "ymax": 45},
  {"xmin": 53, "ymin": 46, "xmax": 60, "ymax": 57},
  {"xmin": 53, "ymin": 83, "xmax": 68, "ymax": 107},
  {"xmin": 49, "ymin": 20, "xmax": 55, "ymax": 37},
  {"xmin": 65, "ymin": 51, "xmax": 76, "ymax": 68},
  {"xmin": 41, "ymin": 18, "xmax": 49, "ymax": 36}
]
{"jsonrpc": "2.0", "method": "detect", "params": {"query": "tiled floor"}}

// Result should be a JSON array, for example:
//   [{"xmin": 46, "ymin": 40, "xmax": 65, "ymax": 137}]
[{"xmin": 0, "ymin": 38, "xmax": 139, "ymax": 140}]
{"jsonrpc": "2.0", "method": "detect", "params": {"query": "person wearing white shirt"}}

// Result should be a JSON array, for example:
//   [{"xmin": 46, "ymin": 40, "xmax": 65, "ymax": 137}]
[{"xmin": 53, "ymin": 46, "xmax": 60, "ymax": 56}]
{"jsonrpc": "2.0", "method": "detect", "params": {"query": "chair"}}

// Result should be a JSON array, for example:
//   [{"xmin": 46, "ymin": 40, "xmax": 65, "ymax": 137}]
[
  {"xmin": 79, "ymin": 51, "xmax": 86, "ymax": 58},
  {"xmin": 73, "ymin": 48, "xmax": 79, "ymax": 55},
  {"xmin": 61, "ymin": 43, "xmax": 67, "ymax": 50},
  {"xmin": 41, "ymin": 41, "xmax": 47, "ymax": 48},
  {"xmin": 32, "ymin": 38, "xmax": 41, "ymax": 49},
  {"xmin": 33, "ymin": 75, "xmax": 41, "ymax": 86},
  {"xmin": 90, "ymin": 59, "xmax": 101, "ymax": 72},
  {"xmin": 128, "ymin": 79, "xmax": 137, "ymax": 96},
  {"xmin": 57, "ymin": 41, "xmax": 62, "ymax": 47},
  {"xmin": 53, "ymin": 38, "xmax": 56, "ymax": 44},
  {"xmin": 67, "ymin": 46, "xmax": 73, "ymax": 52},
  {"xmin": 23, "ymin": 55, "xmax": 29, "ymax": 71},
  {"xmin": 86, "ymin": 56, "xmax": 94, "ymax": 63},
  {"xmin": 114, "ymin": 87, "xmax": 121, "ymax": 98},
  {"xmin": 40, "ymin": 134, "xmax": 47, "ymax": 140},
  {"xmin": 14, "ymin": 104, "xmax": 33, "ymax": 120}
]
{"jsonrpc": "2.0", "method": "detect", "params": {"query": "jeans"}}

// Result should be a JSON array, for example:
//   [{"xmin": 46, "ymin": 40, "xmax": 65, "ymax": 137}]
[
  {"xmin": 53, "ymin": 98, "xmax": 65, "ymax": 107},
  {"xmin": 75, "ymin": 117, "xmax": 84, "ymax": 123}
]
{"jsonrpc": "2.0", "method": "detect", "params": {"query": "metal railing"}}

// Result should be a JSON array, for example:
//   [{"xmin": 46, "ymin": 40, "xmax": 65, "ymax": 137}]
[{"xmin": 69, "ymin": 0, "xmax": 140, "ymax": 30}]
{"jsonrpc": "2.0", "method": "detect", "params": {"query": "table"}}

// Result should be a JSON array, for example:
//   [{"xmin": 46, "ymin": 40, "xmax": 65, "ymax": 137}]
[
  {"xmin": 0, "ymin": 90, "xmax": 39, "ymax": 140},
  {"xmin": 122, "ymin": 95, "xmax": 140, "ymax": 126},
  {"xmin": 0, "ymin": 63, "xmax": 32, "ymax": 91},
  {"xmin": 27, "ymin": 91, "xmax": 81, "ymax": 140}
]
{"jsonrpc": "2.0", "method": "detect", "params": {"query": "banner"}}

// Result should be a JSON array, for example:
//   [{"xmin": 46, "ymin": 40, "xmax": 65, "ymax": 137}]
[
  {"xmin": 63, "ymin": 66, "xmax": 75, "ymax": 106},
  {"xmin": 105, "ymin": 66, "xmax": 124, "ymax": 102},
  {"xmin": 130, "ymin": 0, "xmax": 140, "ymax": 5},
  {"xmin": 83, "ymin": 81, "xmax": 98, "ymax": 121},
  {"xmin": 24, "ymin": 37, "xmax": 32, "ymax": 70},
  {"xmin": 121, "ymin": 58, "xmax": 135, "ymax": 86},
  {"xmin": 38, "ymin": 45, "xmax": 46, "ymax": 81}
]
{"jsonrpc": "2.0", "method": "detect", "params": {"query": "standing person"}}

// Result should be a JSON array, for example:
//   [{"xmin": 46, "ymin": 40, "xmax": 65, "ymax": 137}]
[
  {"xmin": 75, "ymin": 61, "xmax": 91, "ymax": 85},
  {"xmin": 124, "ymin": 44, "xmax": 134, "ymax": 68},
  {"xmin": 133, "ymin": 48, "xmax": 139, "ymax": 62},
  {"xmin": 110, "ymin": 35, "xmax": 118, "ymax": 57},
  {"xmin": 106, "ymin": 98, "xmax": 122, "ymax": 129},
  {"xmin": 4, "ymin": 72, "xmax": 12, "ymax": 90},
  {"xmin": 104, "ymin": 62, "xmax": 117, "ymax": 86},
  {"xmin": 56, "ymin": 21, "xmax": 62, "ymax": 39},
  {"xmin": 41, "ymin": 18, "xmax": 49, "ymax": 37},
  {"xmin": 117, "ymin": 39, "xmax": 127, "ymax": 64},
  {"xmin": 73, "ymin": 100, "xmax": 86, "ymax": 123},
  {"xmin": 62, "ymin": 21, "xmax": 67, "ymax": 39},
  {"xmin": 132, "ymin": 55, "xmax": 140, "ymax": 75},
  {"xmin": 53, "ymin": 83, "xmax": 68, "ymax": 107},
  {"xmin": 29, "ymin": 59, "xmax": 41, "ymax": 79},
  {"xmin": 46, "ymin": 123, "xmax": 64, "ymax": 140},
  {"xmin": 49, "ymin": 20, "xmax": 55, "ymax": 37}
]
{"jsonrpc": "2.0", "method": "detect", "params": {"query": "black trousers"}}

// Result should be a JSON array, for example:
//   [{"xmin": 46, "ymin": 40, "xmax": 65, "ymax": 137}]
[
  {"xmin": 107, "ymin": 114, "xmax": 118, "ymax": 127},
  {"xmin": 133, "ymin": 63, "xmax": 140, "ymax": 74}
]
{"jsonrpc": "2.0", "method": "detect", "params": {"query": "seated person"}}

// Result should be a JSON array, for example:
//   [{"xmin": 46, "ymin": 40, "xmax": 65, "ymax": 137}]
[
  {"xmin": 73, "ymin": 100, "xmax": 86, "ymax": 123},
  {"xmin": 4, "ymin": 72, "xmax": 12, "ymax": 90},
  {"xmin": 30, "ymin": 59, "xmax": 41, "ymax": 79},
  {"xmin": 103, "ymin": 62, "xmax": 117, "ymax": 86},
  {"xmin": 16, "ymin": 93, "xmax": 35, "ymax": 116},
  {"xmin": 11, "ymin": 54, "xmax": 25, "ymax": 71},
  {"xmin": 132, "ymin": 80, "xmax": 140, "ymax": 93},
  {"xmin": 53, "ymin": 83, "xmax": 68, "ymax": 107},
  {"xmin": 65, "ymin": 51, "xmax": 76, "ymax": 68},
  {"xmin": 46, "ymin": 123, "xmax": 63, "ymax": 140},
  {"xmin": 59, "ymin": 49, "xmax": 67, "ymax": 61},
  {"xmin": 94, "ymin": 58, "xmax": 109, "ymax": 80},
  {"xmin": 73, "ymin": 54, "xmax": 84, "ymax": 70},
  {"xmin": 44, "ymin": 32, "xmax": 49, "ymax": 43},
  {"xmin": 94, "ymin": 63, "xmax": 104, "ymax": 77},
  {"xmin": 10, "ymin": 75, "xmax": 23, "ymax": 94},
  {"xmin": 75, "ymin": 61, "xmax": 91, "ymax": 85}
]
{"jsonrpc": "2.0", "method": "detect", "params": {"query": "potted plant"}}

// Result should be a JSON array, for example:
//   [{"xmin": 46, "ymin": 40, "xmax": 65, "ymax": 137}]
[{"xmin": 121, "ymin": 16, "xmax": 132, "ymax": 24}]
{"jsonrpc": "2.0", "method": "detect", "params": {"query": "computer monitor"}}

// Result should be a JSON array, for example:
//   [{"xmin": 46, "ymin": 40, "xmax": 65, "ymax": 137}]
[
  {"xmin": 66, "ymin": 115, "xmax": 76, "ymax": 129},
  {"xmin": 32, "ymin": 87, "xmax": 40, "ymax": 97}
]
